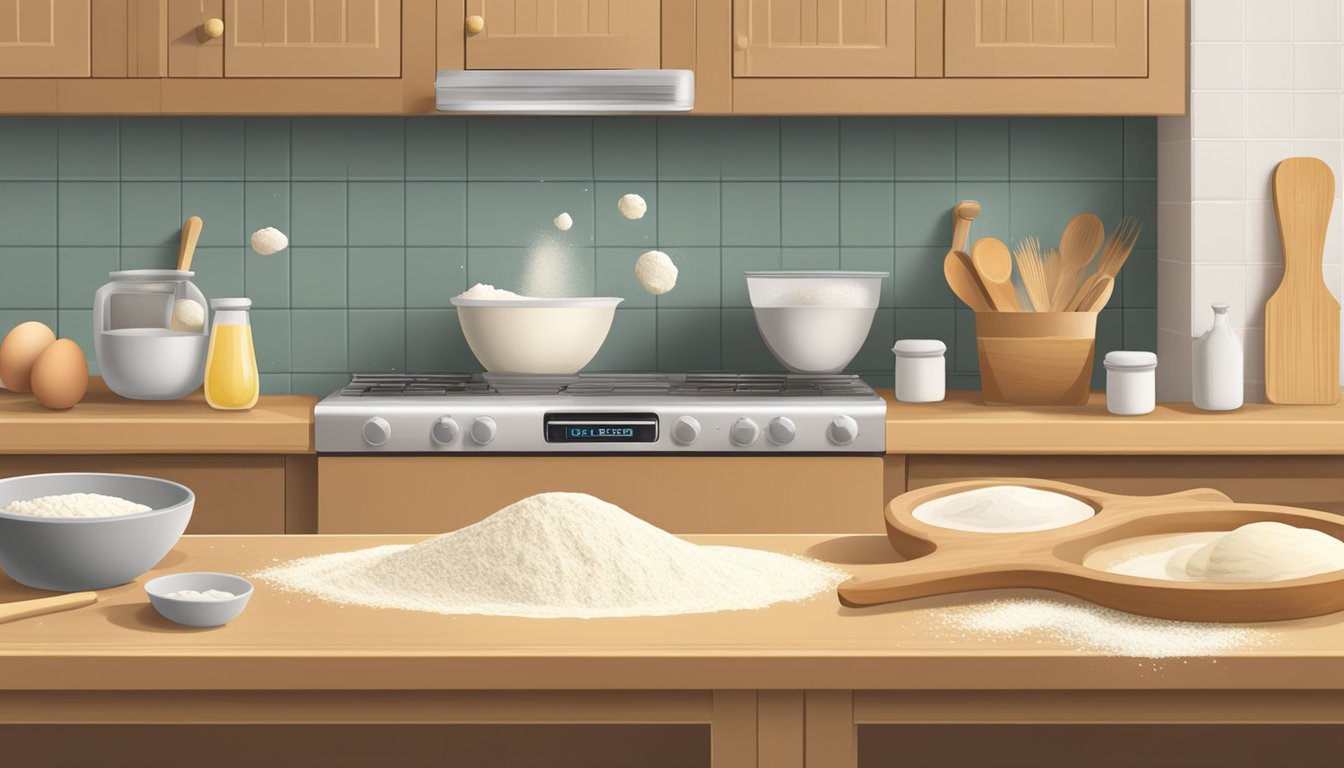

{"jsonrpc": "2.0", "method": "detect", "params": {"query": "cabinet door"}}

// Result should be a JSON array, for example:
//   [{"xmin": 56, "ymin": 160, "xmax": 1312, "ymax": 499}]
[
  {"xmin": 945, "ymin": 0, "xmax": 1148, "ymax": 77},
  {"xmin": 732, "ymin": 0, "xmax": 916, "ymax": 78},
  {"xmin": 224, "ymin": 0, "xmax": 401, "ymax": 78},
  {"xmin": 0, "ymin": 0, "xmax": 89, "ymax": 77},
  {"xmin": 464, "ymin": 0, "xmax": 661, "ymax": 69}
]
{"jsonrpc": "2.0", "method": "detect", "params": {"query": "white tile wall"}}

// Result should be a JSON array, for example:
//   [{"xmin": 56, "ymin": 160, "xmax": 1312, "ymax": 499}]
[{"xmin": 1159, "ymin": 0, "xmax": 1344, "ymax": 400}]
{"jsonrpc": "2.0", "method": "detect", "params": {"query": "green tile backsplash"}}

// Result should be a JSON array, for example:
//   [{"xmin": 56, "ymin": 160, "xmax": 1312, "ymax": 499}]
[{"xmin": 0, "ymin": 116, "xmax": 1157, "ymax": 396}]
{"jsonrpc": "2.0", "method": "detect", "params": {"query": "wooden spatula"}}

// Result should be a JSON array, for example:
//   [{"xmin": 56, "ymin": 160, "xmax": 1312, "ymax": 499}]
[
  {"xmin": 1266, "ymin": 157, "xmax": 1340, "ymax": 404},
  {"xmin": 0, "ymin": 592, "xmax": 96, "ymax": 624},
  {"xmin": 943, "ymin": 250, "xmax": 992, "ymax": 312},
  {"xmin": 971, "ymin": 237, "xmax": 1021, "ymax": 311},
  {"xmin": 177, "ymin": 215, "xmax": 203, "ymax": 272}
]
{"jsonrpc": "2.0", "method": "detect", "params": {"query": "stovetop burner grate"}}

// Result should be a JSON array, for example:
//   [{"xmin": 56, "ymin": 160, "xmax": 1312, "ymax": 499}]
[{"xmin": 337, "ymin": 372, "xmax": 876, "ymax": 398}]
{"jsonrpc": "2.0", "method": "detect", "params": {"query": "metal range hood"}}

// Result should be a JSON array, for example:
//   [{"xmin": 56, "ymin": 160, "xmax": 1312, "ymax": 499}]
[{"xmin": 435, "ymin": 69, "xmax": 693, "ymax": 114}]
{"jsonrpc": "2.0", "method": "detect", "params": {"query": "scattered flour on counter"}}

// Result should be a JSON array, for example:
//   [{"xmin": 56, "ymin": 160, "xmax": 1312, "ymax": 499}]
[
  {"xmin": 934, "ymin": 598, "xmax": 1262, "ymax": 658},
  {"xmin": 255, "ymin": 492, "xmax": 848, "ymax": 619},
  {"xmin": 166, "ymin": 589, "xmax": 236, "ymax": 601},
  {"xmin": 912, "ymin": 486, "xmax": 1095, "ymax": 533},
  {"xmin": 456, "ymin": 283, "xmax": 528, "ymax": 300},
  {"xmin": 3, "ymin": 492, "xmax": 151, "ymax": 518}
]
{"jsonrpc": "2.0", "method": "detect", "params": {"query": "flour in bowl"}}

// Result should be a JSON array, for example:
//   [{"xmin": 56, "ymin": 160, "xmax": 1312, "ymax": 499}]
[
  {"xmin": 3, "ymin": 492, "xmax": 151, "ymax": 518},
  {"xmin": 166, "ymin": 589, "xmax": 236, "ymax": 601},
  {"xmin": 779, "ymin": 283, "xmax": 869, "ymax": 307},
  {"xmin": 912, "ymin": 486, "xmax": 1095, "ymax": 533},
  {"xmin": 256, "ymin": 492, "xmax": 848, "ymax": 619},
  {"xmin": 456, "ymin": 283, "xmax": 528, "ymax": 301}
]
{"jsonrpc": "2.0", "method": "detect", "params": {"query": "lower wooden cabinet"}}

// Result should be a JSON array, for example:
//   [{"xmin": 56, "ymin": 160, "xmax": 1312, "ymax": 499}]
[
  {"xmin": 318, "ymin": 455, "xmax": 886, "ymax": 534},
  {"xmin": 893, "ymin": 454, "xmax": 1344, "ymax": 515},
  {"xmin": 0, "ymin": 454, "xmax": 316, "ymax": 534}
]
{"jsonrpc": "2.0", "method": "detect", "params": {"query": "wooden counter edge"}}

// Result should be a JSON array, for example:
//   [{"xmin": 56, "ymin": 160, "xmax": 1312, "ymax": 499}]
[{"xmin": 880, "ymin": 389, "xmax": 1344, "ymax": 455}]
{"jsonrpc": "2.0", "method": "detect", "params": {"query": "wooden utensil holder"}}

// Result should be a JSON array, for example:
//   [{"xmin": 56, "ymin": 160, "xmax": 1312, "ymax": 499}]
[{"xmin": 975, "ymin": 311, "xmax": 1097, "ymax": 406}]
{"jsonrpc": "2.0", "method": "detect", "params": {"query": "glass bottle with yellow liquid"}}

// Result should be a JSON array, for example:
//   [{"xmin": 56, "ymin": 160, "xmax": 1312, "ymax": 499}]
[{"xmin": 204, "ymin": 298, "xmax": 259, "ymax": 410}]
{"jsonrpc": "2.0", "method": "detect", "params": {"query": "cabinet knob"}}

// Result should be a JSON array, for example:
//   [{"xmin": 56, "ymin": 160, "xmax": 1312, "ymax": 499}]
[
  {"xmin": 202, "ymin": 18, "xmax": 224, "ymax": 40},
  {"xmin": 465, "ymin": 15, "xmax": 485, "ymax": 34},
  {"xmin": 735, "ymin": 35, "xmax": 749, "ymax": 51}
]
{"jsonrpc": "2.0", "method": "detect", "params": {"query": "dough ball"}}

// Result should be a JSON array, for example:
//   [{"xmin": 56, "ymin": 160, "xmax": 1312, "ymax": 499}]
[
  {"xmin": 617, "ymin": 193, "xmax": 647, "ymax": 220},
  {"xmin": 170, "ymin": 299, "xmax": 206, "ymax": 333},
  {"xmin": 553, "ymin": 212, "xmax": 573, "ymax": 231},
  {"xmin": 250, "ymin": 227, "xmax": 289, "ymax": 256},
  {"xmin": 635, "ymin": 250, "xmax": 678, "ymax": 295},
  {"xmin": 1184, "ymin": 521, "xmax": 1344, "ymax": 582}
]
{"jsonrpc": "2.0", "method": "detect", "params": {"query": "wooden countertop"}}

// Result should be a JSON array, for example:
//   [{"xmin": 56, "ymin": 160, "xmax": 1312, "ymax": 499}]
[
  {"xmin": 881, "ymin": 389, "xmax": 1344, "ymax": 455},
  {"xmin": 3, "ymin": 534, "xmax": 1341, "ymax": 693},
  {"xmin": 0, "ymin": 379, "xmax": 315, "ymax": 454}
]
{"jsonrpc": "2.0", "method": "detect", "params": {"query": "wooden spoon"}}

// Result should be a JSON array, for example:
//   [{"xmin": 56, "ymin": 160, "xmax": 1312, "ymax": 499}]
[
  {"xmin": 970, "ymin": 237, "xmax": 1020, "ymax": 311},
  {"xmin": 1071, "ymin": 274, "xmax": 1115, "ymax": 313},
  {"xmin": 1050, "ymin": 213, "xmax": 1104, "ymax": 311},
  {"xmin": 177, "ymin": 215, "xmax": 203, "ymax": 272},
  {"xmin": 0, "ymin": 592, "xmax": 96, "ymax": 624},
  {"xmin": 951, "ymin": 200, "xmax": 981, "ymax": 252},
  {"xmin": 943, "ymin": 250, "xmax": 992, "ymax": 312}
]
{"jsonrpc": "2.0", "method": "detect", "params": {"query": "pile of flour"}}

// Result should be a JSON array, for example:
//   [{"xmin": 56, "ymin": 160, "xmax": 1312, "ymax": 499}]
[
  {"xmin": 256, "ymin": 492, "xmax": 847, "ymax": 619},
  {"xmin": 456, "ymin": 283, "xmax": 527, "ymax": 301}
]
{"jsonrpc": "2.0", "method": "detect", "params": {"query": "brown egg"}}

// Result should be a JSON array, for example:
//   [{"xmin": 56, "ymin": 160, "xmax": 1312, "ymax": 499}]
[
  {"xmin": 30, "ymin": 339, "xmax": 89, "ymax": 410},
  {"xmin": 0, "ymin": 321, "xmax": 56, "ymax": 393}
]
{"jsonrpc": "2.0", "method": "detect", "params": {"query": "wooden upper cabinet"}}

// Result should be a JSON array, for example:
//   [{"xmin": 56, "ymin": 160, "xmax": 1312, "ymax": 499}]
[
  {"xmin": 732, "ymin": 0, "xmax": 916, "ymax": 78},
  {"xmin": 0, "ymin": 0, "xmax": 89, "ymax": 77},
  {"xmin": 222, "ymin": 0, "xmax": 401, "ymax": 77},
  {"xmin": 463, "ymin": 0, "xmax": 661, "ymax": 69},
  {"xmin": 945, "ymin": 0, "xmax": 1148, "ymax": 77}
]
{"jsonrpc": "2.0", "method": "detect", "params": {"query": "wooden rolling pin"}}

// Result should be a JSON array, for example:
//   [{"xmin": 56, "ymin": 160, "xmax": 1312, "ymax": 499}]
[{"xmin": 0, "ymin": 592, "xmax": 97, "ymax": 624}]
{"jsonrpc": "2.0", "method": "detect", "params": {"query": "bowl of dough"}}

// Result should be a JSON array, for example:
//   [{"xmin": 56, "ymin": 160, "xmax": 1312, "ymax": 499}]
[
  {"xmin": 451, "ymin": 284, "xmax": 623, "ymax": 375},
  {"xmin": 0, "ymin": 473, "xmax": 194, "ymax": 591},
  {"xmin": 745, "ymin": 271, "xmax": 888, "ymax": 373}
]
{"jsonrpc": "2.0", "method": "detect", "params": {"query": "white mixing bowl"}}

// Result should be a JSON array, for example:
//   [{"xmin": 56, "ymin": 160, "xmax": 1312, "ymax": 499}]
[
  {"xmin": 451, "ymin": 296, "xmax": 623, "ymax": 375},
  {"xmin": 746, "ymin": 271, "xmax": 887, "ymax": 373}
]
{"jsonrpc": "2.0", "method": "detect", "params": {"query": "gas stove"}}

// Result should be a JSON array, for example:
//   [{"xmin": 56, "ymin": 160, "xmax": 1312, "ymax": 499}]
[{"xmin": 314, "ymin": 373, "xmax": 886, "ymax": 454}]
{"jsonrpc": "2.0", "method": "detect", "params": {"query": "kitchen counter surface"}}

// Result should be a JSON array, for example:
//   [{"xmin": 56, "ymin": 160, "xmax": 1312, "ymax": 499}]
[
  {"xmin": 881, "ymin": 389, "xmax": 1344, "ymax": 455},
  {"xmin": 4, "ymin": 534, "xmax": 1342, "ymax": 695},
  {"xmin": 0, "ymin": 379, "xmax": 315, "ymax": 454}
]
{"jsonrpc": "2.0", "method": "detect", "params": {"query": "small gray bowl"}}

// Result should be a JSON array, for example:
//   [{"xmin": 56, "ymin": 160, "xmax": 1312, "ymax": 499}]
[
  {"xmin": 145, "ymin": 572, "xmax": 252, "ymax": 627},
  {"xmin": 0, "ymin": 473, "xmax": 193, "ymax": 591}
]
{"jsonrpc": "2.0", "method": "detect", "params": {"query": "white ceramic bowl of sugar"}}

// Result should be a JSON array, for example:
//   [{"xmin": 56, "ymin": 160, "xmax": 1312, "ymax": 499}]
[
  {"xmin": 746, "ymin": 271, "xmax": 887, "ymax": 373},
  {"xmin": 146, "ymin": 572, "xmax": 253, "ymax": 627},
  {"xmin": 451, "ymin": 296, "xmax": 623, "ymax": 375}
]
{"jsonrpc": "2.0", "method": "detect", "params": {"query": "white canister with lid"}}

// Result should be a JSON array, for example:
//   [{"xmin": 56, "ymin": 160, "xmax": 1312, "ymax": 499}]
[
  {"xmin": 1104, "ymin": 351, "xmax": 1157, "ymax": 416},
  {"xmin": 892, "ymin": 339, "xmax": 947, "ymax": 403}
]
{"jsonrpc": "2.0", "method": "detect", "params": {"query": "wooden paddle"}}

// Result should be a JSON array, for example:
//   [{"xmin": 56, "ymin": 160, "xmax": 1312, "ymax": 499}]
[{"xmin": 1266, "ymin": 158, "xmax": 1340, "ymax": 404}]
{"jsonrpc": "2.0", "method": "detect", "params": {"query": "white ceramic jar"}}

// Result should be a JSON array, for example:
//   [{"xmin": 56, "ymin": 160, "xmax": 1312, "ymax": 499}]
[
  {"xmin": 1192, "ymin": 303, "xmax": 1244, "ymax": 411},
  {"xmin": 892, "ymin": 339, "xmax": 947, "ymax": 403},
  {"xmin": 1104, "ymin": 351, "xmax": 1157, "ymax": 416}
]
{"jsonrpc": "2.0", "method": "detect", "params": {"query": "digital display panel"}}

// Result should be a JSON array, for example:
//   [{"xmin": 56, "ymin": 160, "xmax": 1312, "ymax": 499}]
[{"xmin": 544, "ymin": 412, "xmax": 658, "ymax": 443}]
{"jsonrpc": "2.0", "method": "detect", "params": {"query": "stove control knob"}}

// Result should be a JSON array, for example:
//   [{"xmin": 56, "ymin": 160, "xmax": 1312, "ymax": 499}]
[
  {"xmin": 470, "ymin": 416, "xmax": 497, "ymax": 446},
  {"xmin": 827, "ymin": 415, "xmax": 860, "ymax": 446},
  {"xmin": 730, "ymin": 417, "xmax": 760, "ymax": 447},
  {"xmin": 767, "ymin": 416, "xmax": 796, "ymax": 445},
  {"xmin": 362, "ymin": 416, "xmax": 391, "ymax": 447},
  {"xmin": 431, "ymin": 416, "xmax": 460, "ymax": 445},
  {"xmin": 671, "ymin": 416, "xmax": 700, "ymax": 445}
]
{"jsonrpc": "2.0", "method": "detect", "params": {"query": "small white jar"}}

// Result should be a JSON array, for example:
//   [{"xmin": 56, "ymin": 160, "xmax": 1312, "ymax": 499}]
[
  {"xmin": 892, "ymin": 339, "xmax": 947, "ymax": 403},
  {"xmin": 1103, "ymin": 351, "xmax": 1157, "ymax": 416}
]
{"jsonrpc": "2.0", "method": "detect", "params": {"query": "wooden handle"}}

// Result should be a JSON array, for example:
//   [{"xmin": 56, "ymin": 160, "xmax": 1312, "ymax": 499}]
[
  {"xmin": 465, "ymin": 15, "xmax": 485, "ymax": 34},
  {"xmin": 951, "ymin": 200, "xmax": 981, "ymax": 252},
  {"xmin": 943, "ymin": 250, "xmax": 992, "ymax": 312},
  {"xmin": 735, "ymin": 35, "xmax": 749, "ymax": 51},
  {"xmin": 178, "ymin": 215, "xmax": 203, "ymax": 272},
  {"xmin": 201, "ymin": 18, "xmax": 224, "ymax": 40},
  {"xmin": 838, "ymin": 552, "xmax": 1057, "ymax": 608},
  {"xmin": 0, "ymin": 592, "xmax": 97, "ymax": 624}
]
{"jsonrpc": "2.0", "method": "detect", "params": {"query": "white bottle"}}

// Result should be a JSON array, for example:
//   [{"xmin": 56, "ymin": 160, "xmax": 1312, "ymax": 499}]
[{"xmin": 1192, "ymin": 303, "xmax": 1243, "ymax": 411}]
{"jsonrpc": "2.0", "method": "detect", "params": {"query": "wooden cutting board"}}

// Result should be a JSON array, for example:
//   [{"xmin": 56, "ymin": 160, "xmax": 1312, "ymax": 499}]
[{"xmin": 1266, "ymin": 157, "xmax": 1340, "ymax": 404}]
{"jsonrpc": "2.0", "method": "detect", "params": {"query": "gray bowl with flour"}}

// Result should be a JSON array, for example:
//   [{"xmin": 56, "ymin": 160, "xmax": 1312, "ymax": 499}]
[{"xmin": 0, "ymin": 473, "xmax": 193, "ymax": 591}]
